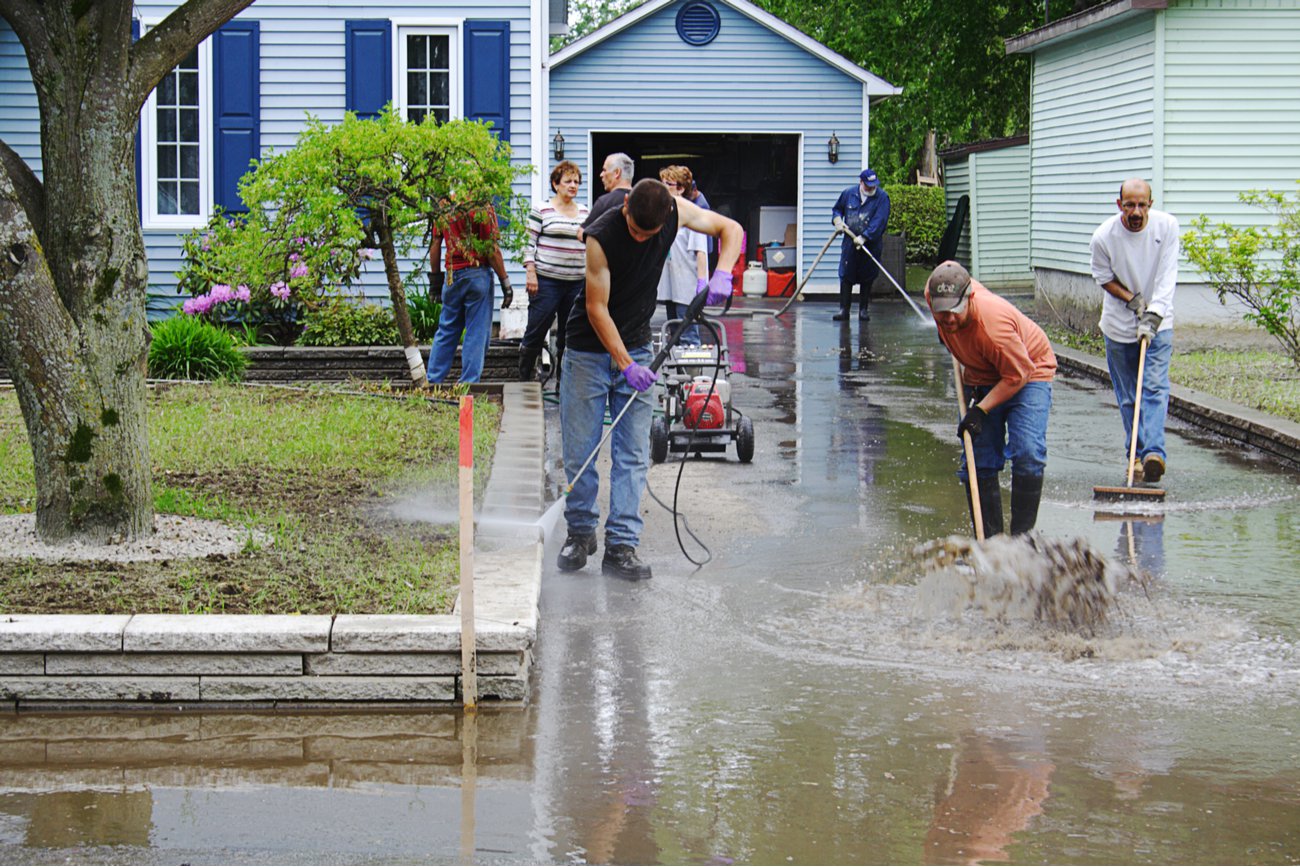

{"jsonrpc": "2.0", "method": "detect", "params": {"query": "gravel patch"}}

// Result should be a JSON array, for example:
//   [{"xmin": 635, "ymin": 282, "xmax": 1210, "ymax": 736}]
[{"xmin": 0, "ymin": 514, "xmax": 265, "ymax": 563}]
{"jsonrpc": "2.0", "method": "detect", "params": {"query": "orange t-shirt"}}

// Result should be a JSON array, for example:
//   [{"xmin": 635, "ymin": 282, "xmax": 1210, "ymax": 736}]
[{"xmin": 938, "ymin": 283, "xmax": 1056, "ymax": 388}]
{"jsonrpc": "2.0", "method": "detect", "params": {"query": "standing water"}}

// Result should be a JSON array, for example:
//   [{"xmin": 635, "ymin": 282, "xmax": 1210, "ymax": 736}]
[{"xmin": 1, "ymin": 302, "xmax": 1297, "ymax": 864}]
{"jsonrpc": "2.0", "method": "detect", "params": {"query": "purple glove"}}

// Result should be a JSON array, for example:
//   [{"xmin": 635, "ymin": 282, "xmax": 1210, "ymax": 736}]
[
  {"xmin": 703, "ymin": 269, "xmax": 732, "ymax": 306},
  {"xmin": 621, "ymin": 361, "xmax": 659, "ymax": 392},
  {"xmin": 696, "ymin": 276, "xmax": 709, "ymax": 295}
]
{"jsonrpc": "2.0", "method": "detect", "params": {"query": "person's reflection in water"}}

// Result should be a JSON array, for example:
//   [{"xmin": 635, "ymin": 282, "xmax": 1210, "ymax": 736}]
[
  {"xmin": 1116, "ymin": 516, "xmax": 1165, "ymax": 578},
  {"xmin": 924, "ymin": 732, "xmax": 1054, "ymax": 865},
  {"xmin": 837, "ymin": 318, "xmax": 877, "ymax": 376},
  {"xmin": 830, "ymin": 320, "xmax": 886, "ymax": 492}
]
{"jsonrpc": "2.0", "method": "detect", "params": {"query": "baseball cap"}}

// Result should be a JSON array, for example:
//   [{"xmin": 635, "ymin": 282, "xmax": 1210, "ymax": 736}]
[
  {"xmin": 927, "ymin": 261, "xmax": 972, "ymax": 312},
  {"xmin": 859, "ymin": 169, "xmax": 879, "ymax": 187}
]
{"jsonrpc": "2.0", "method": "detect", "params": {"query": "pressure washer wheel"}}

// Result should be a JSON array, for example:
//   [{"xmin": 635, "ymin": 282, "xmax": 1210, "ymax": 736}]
[
  {"xmin": 736, "ymin": 414, "xmax": 754, "ymax": 463},
  {"xmin": 650, "ymin": 416, "xmax": 670, "ymax": 464}
]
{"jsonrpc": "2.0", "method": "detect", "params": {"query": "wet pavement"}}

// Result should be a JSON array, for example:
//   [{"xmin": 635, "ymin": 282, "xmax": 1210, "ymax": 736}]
[{"xmin": 2, "ymin": 300, "xmax": 1298, "ymax": 864}]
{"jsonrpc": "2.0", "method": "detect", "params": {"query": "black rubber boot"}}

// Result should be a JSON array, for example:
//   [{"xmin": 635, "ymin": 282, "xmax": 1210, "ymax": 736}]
[
  {"xmin": 833, "ymin": 281, "xmax": 852, "ymax": 321},
  {"xmin": 1010, "ymin": 473, "xmax": 1044, "ymax": 535},
  {"xmin": 518, "ymin": 347, "xmax": 541, "ymax": 382},
  {"xmin": 965, "ymin": 475, "xmax": 1004, "ymax": 538}
]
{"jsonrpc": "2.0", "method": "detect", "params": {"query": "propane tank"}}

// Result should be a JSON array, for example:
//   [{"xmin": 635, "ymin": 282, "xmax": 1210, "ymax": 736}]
[{"xmin": 742, "ymin": 261, "xmax": 766, "ymax": 297}]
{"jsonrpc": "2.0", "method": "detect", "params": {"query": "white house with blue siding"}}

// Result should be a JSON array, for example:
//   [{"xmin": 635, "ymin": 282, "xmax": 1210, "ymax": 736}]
[
  {"xmin": 1, "ymin": 0, "xmax": 558, "ymax": 313},
  {"xmin": 547, "ymin": 0, "xmax": 900, "ymax": 292},
  {"xmin": 939, "ymin": 136, "xmax": 1032, "ymax": 290},
  {"xmin": 1006, "ymin": 0, "xmax": 1300, "ymax": 326}
]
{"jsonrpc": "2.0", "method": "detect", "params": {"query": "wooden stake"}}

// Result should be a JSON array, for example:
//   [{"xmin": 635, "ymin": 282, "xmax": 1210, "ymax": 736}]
[{"xmin": 459, "ymin": 395, "xmax": 477, "ymax": 708}]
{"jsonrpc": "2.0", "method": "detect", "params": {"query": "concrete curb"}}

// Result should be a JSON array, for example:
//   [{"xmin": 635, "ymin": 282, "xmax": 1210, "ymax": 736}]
[
  {"xmin": 1053, "ymin": 345, "xmax": 1300, "ymax": 468},
  {"xmin": 0, "ymin": 383, "xmax": 546, "ymax": 710}
]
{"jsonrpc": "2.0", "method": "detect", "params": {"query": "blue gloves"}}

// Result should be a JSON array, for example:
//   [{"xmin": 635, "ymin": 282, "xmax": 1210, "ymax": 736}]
[
  {"xmin": 621, "ymin": 361, "xmax": 659, "ymax": 392},
  {"xmin": 702, "ymin": 270, "xmax": 733, "ymax": 306},
  {"xmin": 696, "ymin": 276, "xmax": 709, "ymax": 295}
]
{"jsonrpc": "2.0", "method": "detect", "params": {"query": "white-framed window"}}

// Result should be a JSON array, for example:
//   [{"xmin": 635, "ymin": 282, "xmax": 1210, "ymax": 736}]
[
  {"xmin": 140, "ymin": 31, "xmax": 213, "ymax": 228},
  {"xmin": 397, "ymin": 26, "xmax": 460, "ymax": 124}
]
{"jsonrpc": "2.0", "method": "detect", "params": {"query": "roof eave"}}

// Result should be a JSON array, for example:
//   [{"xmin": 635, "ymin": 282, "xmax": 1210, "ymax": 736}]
[{"xmin": 1004, "ymin": 0, "xmax": 1168, "ymax": 55}]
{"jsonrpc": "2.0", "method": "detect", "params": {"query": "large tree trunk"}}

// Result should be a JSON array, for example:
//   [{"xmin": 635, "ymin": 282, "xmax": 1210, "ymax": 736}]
[{"xmin": 0, "ymin": 0, "xmax": 255, "ymax": 543}]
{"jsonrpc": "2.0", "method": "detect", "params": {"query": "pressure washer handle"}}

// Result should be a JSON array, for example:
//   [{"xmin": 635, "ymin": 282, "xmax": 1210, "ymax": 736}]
[{"xmin": 649, "ymin": 289, "xmax": 710, "ymax": 372}]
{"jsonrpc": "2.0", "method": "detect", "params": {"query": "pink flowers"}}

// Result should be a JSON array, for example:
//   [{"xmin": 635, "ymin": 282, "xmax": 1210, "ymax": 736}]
[
  {"xmin": 290, "ymin": 263, "xmax": 310, "ymax": 279},
  {"xmin": 184, "ymin": 283, "xmax": 254, "ymax": 316},
  {"xmin": 270, "ymin": 281, "xmax": 290, "ymax": 300}
]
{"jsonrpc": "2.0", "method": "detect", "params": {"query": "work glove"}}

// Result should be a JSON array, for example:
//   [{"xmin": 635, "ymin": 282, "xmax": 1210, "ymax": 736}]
[
  {"xmin": 500, "ymin": 276, "xmax": 514, "ymax": 309},
  {"xmin": 703, "ymin": 269, "xmax": 733, "ymax": 306},
  {"xmin": 621, "ymin": 361, "xmax": 659, "ymax": 393},
  {"xmin": 1125, "ymin": 293, "xmax": 1146, "ymax": 316},
  {"xmin": 957, "ymin": 405, "xmax": 987, "ymax": 440},
  {"xmin": 1137, "ymin": 310, "xmax": 1162, "ymax": 343},
  {"xmin": 428, "ymin": 270, "xmax": 444, "ymax": 303},
  {"xmin": 832, "ymin": 215, "xmax": 847, "ymax": 232}
]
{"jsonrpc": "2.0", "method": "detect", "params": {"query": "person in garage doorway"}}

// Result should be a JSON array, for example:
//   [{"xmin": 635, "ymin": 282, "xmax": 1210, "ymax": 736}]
[{"xmin": 831, "ymin": 168, "xmax": 890, "ymax": 322}]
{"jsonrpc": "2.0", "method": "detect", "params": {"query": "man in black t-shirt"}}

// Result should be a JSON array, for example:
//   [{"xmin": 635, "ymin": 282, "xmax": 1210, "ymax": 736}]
[{"xmin": 558, "ymin": 179, "xmax": 742, "ymax": 580}]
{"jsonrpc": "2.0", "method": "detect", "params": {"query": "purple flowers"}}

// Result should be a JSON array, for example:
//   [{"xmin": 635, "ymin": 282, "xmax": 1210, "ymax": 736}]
[
  {"xmin": 270, "ymin": 281, "xmax": 290, "ymax": 300},
  {"xmin": 290, "ymin": 263, "xmax": 309, "ymax": 279},
  {"xmin": 184, "ymin": 282, "xmax": 255, "ymax": 316}
]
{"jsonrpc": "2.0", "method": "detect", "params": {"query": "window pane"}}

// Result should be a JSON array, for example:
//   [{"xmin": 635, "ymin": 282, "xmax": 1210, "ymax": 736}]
[
  {"xmin": 178, "ymin": 70, "xmax": 198, "ymax": 105},
  {"xmin": 431, "ymin": 74, "xmax": 448, "ymax": 107},
  {"xmin": 434, "ymin": 108, "xmax": 449, "ymax": 125},
  {"xmin": 409, "ymin": 107, "xmax": 426, "ymax": 124},
  {"xmin": 158, "ymin": 74, "xmax": 177, "ymax": 107},
  {"xmin": 408, "ymin": 71, "xmax": 427, "ymax": 106},
  {"xmin": 408, "ymin": 35, "xmax": 427, "ymax": 69},
  {"xmin": 430, "ymin": 36, "xmax": 448, "ymax": 70},
  {"xmin": 157, "ymin": 145, "xmax": 177, "ymax": 178},
  {"xmin": 179, "ymin": 47, "xmax": 199, "ymax": 72},
  {"xmin": 179, "ymin": 145, "xmax": 199, "ymax": 178},
  {"xmin": 180, "ymin": 181, "xmax": 199, "ymax": 215},
  {"xmin": 179, "ymin": 108, "xmax": 198, "ymax": 142},
  {"xmin": 158, "ymin": 109, "xmax": 177, "ymax": 142},
  {"xmin": 158, "ymin": 182, "xmax": 178, "ymax": 215}
]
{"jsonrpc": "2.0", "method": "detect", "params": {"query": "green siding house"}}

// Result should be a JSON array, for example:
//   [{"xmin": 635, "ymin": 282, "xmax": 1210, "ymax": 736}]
[
  {"xmin": 1006, "ymin": 0, "xmax": 1300, "ymax": 326},
  {"xmin": 939, "ymin": 136, "xmax": 1032, "ymax": 290}
]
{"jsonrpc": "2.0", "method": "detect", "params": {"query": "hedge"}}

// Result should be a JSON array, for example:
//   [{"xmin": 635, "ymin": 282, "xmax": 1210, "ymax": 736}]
[{"xmin": 884, "ymin": 184, "xmax": 947, "ymax": 264}]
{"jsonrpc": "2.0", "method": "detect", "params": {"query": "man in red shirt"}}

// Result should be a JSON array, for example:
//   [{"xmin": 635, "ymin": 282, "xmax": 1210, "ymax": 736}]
[
  {"xmin": 925, "ymin": 260, "xmax": 1056, "ymax": 537},
  {"xmin": 426, "ymin": 207, "xmax": 514, "ymax": 384}
]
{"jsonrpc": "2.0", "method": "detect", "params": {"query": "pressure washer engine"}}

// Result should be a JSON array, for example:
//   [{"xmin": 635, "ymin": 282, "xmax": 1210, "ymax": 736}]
[{"xmin": 649, "ymin": 316, "xmax": 754, "ymax": 464}]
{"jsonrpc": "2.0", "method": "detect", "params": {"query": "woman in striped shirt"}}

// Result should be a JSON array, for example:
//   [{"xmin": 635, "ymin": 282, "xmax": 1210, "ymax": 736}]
[{"xmin": 521, "ymin": 160, "xmax": 589, "ymax": 381}]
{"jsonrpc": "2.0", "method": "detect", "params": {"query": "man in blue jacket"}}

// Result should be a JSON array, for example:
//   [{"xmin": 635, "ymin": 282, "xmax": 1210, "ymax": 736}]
[{"xmin": 831, "ymin": 168, "xmax": 891, "ymax": 321}]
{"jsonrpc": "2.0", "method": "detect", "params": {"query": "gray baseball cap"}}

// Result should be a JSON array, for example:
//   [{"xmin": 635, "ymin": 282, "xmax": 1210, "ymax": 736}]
[{"xmin": 927, "ymin": 261, "xmax": 972, "ymax": 312}]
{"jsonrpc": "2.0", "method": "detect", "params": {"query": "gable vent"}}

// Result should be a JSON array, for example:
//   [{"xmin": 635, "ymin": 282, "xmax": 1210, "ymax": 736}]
[{"xmin": 676, "ymin": 1, "xmax": 721, "ymax": 46}]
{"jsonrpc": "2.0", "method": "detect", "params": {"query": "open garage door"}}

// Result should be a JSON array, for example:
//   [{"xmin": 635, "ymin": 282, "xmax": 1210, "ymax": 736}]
[{"xmin": 591, "ymin": 132, "xmax": 800, "ymax": 263}]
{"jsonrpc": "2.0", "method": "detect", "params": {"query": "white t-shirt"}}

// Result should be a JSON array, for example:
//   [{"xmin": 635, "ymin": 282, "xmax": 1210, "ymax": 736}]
[
  {"xmin": 656, "ymin": 225, "xmax": 708, "ymax": 305},
  {"xmin": 1089, "ymin": 208, "xmax": 1180, "ymax": 342}
]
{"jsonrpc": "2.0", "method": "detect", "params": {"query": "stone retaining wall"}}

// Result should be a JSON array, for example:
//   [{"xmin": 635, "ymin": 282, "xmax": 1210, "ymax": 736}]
[
  {"xmin": 1054, "ymin": 346, "xmax": 1300, "ymax": 469},
  {"xmin": 241, "ymin": 343, "xmax": 523, "ymax": 383},
  {"xmin": 0, "ymin": 384, "xmax": 546, "ymax": 709}
]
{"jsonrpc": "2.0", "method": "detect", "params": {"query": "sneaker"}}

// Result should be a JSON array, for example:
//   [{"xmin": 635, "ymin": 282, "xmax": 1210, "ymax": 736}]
[
  {"xmin": 1129, "ymin": 459, "xmax": 1145, "ymax": 482},
  {"xmin": 601, "ymin": 544, "xmax": 652, "ymax": 580},
  {"xmin": 1142, "ymin": 454, "xmax": 1166, "ymax": 484},
  {"xmin": 557, "ymin": 532, "xmax": 597, "ymax": 572}
]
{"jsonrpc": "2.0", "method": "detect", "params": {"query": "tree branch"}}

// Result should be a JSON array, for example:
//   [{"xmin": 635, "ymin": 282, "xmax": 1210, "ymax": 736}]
[
  {"xmin": 126, "ymin": 0, "xmax": 259, "ymax": 113},
  {"xmin": 0, "ymin": 137, "xmax": 45, "ymax": 241}
]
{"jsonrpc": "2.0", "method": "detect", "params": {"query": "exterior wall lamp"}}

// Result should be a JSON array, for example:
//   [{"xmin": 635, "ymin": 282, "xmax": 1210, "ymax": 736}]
[
  {"xmin": 552, "ymin": 130, "xmax": 565, "ymax": 162},
  {"xmin": 827, "ymin": 132, "xmax": 840, "ymax": 164}
]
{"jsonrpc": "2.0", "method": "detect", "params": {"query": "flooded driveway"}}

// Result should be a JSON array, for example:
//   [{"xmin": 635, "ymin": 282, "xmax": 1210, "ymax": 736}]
[{"xmin": 2, "ymin": 301, "xmax": 1298, "ymax": 864}]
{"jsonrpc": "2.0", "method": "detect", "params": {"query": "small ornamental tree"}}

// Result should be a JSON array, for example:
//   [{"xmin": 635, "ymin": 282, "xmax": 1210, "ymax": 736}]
[
  {"xmin": 1183, "ymin": 185, "xmax": 1300, "ymax": 369},
  {"xmin": 178, "ymin": 108, "xmax": 530, "ymax": 383}
]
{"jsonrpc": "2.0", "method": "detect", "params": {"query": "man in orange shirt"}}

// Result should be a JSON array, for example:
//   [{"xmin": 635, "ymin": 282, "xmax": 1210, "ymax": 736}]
[{"xmin": 925, "ymin": 261, "xmax": 1057, "ymax": 537}]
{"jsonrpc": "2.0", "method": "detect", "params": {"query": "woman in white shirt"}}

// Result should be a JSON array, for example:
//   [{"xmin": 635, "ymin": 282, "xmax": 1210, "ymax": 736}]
[
  {"xmin": 656, "ymin": 165, "xmax": 709, "ymax": 346},
  {"xmin": 521, "ymin": 160, "xmax": 589, "ymax": 380}
]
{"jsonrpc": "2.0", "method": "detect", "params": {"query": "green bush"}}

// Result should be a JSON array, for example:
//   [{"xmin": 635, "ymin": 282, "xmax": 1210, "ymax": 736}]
[
  {"xmin": 885, "ymin": 184, "xmax": 947, "ymax": 264},
  {"xmin": 297, "ymin": 298, "xmax": 401, "ymax": 346},
  {"xmin": 405, "ymin": 282, "xmax": 443, "ymax": 343},
  {"xmin": 148, "ymin": 316, "xmax": 249, "ymax": 382}
]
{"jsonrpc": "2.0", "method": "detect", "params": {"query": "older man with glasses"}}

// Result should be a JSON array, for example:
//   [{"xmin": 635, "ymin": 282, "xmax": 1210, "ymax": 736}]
[{"xmin": 925, "ymin": 260, "xmax": 1057, "ymax": 539}]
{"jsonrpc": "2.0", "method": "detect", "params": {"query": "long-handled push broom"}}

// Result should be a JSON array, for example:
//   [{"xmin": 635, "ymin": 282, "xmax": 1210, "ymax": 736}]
[{"xmin": 1093, "ymin": 335, "xmax": 1166, "ymax": 502}]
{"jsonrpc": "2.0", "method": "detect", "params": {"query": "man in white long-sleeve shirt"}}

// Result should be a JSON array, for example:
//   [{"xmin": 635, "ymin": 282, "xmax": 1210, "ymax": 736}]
[{"xmin": 1089, "ymin": 178, "xmax": 1180, "ymax": 483}]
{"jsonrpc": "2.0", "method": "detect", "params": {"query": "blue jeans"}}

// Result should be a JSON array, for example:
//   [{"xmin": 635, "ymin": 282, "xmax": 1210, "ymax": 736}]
[
  {"xmin": 957, "ymin": 381, "xmax": 1052, "ymax": 482},
  {"xmin": 559, "ymin": 345, "xmax": 655, "ymax": 548},
  {"xmin": 1104, "ymin": 331, "xmax": 1172, "ymax": 462},
  {"xmin": 426, "ymin": 266, "xmax": 493, "ymax": 384},
  {"xmin": 664, "ymin": 300, "xmax": 700, "ymax": 346},
  {"xmin": 523, "ymin": 274, "xmax": 583, "ymax": 357}
]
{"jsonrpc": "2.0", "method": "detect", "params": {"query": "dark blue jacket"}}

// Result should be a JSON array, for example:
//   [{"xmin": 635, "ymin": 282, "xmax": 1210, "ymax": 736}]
[{"xmin": 831, "ymin": 184, "xmax": 890, "ymax": 248}]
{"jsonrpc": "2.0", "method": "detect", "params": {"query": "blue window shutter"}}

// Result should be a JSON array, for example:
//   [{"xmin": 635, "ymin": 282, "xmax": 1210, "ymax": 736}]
[
  {"xmin": 464, "ymin": 21, "xmax": 509, "ymax": 141},
  {"xmin": 213, "ymin": 21, "xmax": 260, "ymax": 213},
  {"xmin": 345, "ymin": 20, "xmax": 392, "ymax": 119},
  {"xmin": 133, "ymin": 19, "xmax": 141, "ymax": 218}
]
